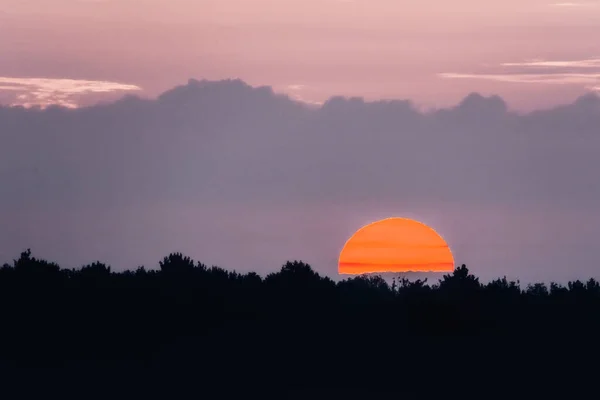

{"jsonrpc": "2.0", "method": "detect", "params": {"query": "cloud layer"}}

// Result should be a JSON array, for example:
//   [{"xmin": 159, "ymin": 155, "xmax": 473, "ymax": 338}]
[
  {"xmin": 0, "ymin": 77, "xmax": 141, "ymax": 108},
  {"xmin": 440, "ymin": 57, "xmax": 600, "ymax": 92},
  {"xmin": 1, "ymin": 79, "xmax": 600, "ymax": 284},
  {"xmin": 550, "ymin": 2, "xmax": 600, "ymax": 7}
]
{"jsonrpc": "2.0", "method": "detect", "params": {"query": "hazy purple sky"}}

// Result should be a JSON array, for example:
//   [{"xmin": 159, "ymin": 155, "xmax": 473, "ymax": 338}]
[
  {"xmin": 2, "ymin": 78, "xmax": 600, "ymax": 284},
  {"xmin": 1, "ymin": 0, "xmax": 600, "ymax": 110},
  {"xmin": 2, "ymin": 1, "xmax": 600, "ymax": 285}
]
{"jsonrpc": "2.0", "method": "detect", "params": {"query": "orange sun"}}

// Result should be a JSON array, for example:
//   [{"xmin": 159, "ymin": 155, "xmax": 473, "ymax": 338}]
[{"xmin": 338, "ymin": 217, "xmax": 454, "ymax": 274}]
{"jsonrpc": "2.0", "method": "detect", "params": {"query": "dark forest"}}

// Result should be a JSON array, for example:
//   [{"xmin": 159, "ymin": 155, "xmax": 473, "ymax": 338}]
[{"xmin": 1, "ymin": 249, "xmax": 598, "ymax": 398}]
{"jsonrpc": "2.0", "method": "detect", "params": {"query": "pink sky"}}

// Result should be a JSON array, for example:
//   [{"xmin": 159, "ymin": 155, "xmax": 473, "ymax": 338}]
[{"xmin": 1, "ymin": 0, "xmax": 600, "ymax": 110}]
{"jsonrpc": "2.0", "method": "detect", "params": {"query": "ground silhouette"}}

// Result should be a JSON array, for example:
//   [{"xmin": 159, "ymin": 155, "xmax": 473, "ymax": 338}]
[{"xmin": 0, "ymin": 249, "xmax": 598, "ymax": 398}]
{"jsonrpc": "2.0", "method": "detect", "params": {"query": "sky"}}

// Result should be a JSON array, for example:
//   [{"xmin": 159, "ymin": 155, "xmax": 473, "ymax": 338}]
[
  {"xmin": 2, "ymin": 1, "xmax": 600, "ymax": 284},
  {"xmin": 1, "ymin": 79, "xmax": 600, "ymax": 285},
  {"xmin": 1, "ymin": 0, "xmax": 600, "ymax": 110}
]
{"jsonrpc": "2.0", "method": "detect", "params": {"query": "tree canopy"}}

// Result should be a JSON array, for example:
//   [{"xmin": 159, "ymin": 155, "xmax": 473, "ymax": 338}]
[{"xmin": 0, "ymin": 249, "xmax": 597, "ymax": 398}]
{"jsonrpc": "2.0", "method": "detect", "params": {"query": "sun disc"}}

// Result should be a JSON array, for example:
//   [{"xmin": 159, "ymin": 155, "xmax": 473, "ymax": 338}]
[{"xmin": 338, "ymin": 217, "xmax": 454, "ymax": 274}]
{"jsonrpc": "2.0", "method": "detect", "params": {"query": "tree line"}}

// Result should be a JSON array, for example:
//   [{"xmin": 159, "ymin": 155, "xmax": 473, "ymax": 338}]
[{"xmin": 0, "ymin": 249, "xmax": 598, "ymax": 397}]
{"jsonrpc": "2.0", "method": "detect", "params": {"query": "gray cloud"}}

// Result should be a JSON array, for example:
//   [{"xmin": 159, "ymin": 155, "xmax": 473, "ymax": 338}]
[{"xmin": 1, "ymin": 78, "xmax": 600, "ymax": 285}]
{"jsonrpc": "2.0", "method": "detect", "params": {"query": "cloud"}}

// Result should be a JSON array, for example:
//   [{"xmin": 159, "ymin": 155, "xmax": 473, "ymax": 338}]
[
  {"xmin": 1, "ymin": 79, "xmax": 600, "ymax": 285},
  {"xmin": 440, "ymin": 57, "xmax": 600, "ymax": 91},
  {"xmin": 0, "ymin": 77, "xmax": 141, "ymax": 108},
  {"xmin": 501, "ymin": 58, "xmax": 600, "ymax": 68},
  {"xmin": 283, "ymin": 84, "xmax": 323, "ymax": 106},
  {"xmin": 550, "ymin": 2, "xmax": 599, "ymax": 6},
  {"xmin": 439, "ymin": 72, "xmax": 600, "ymax": 85}
]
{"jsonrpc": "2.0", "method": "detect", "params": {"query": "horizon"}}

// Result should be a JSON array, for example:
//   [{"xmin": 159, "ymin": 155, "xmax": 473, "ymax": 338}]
[{"xmin": 0, "ymin": 247, "xmax": 578, "ymax": 288}]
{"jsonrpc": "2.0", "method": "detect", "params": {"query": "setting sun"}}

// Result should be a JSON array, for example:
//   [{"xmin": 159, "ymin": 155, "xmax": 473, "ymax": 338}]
[{"xmin": 338, "ymin": 217, "xmax": 454, "ymax": 274}]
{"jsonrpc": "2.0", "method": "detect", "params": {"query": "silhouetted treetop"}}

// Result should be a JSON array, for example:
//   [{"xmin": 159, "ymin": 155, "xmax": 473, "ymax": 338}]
[{"xmin": 1, "ymin": 249, "xmax": 600, "ymax": 365}]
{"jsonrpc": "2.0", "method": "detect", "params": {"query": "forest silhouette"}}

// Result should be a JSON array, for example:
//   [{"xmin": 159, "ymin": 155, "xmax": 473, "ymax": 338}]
[{"xmin": 1, "ymin": 249, "xmax": 598, "ymax": 398}]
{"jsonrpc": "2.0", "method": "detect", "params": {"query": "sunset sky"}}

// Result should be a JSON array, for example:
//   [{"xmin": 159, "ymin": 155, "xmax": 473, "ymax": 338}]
[
  {"xmin": 3, "ymin": 1, "xmax": 600, "ymax": 285},
  {"xmin": 2, "ymin": 0, "xmax": 600, "ymax": 110}
]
